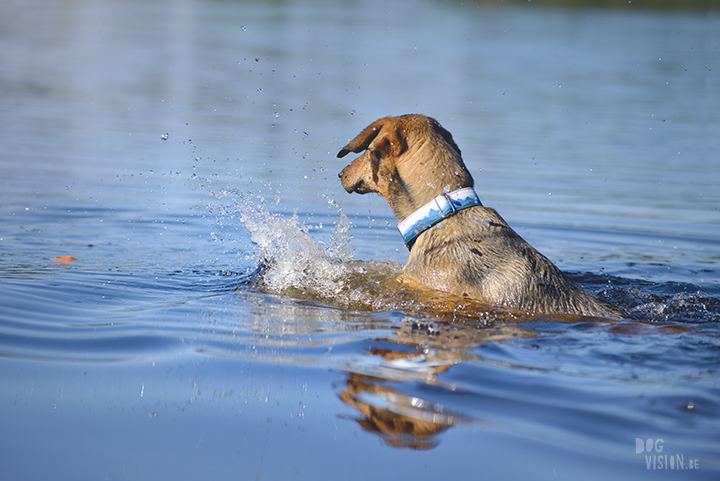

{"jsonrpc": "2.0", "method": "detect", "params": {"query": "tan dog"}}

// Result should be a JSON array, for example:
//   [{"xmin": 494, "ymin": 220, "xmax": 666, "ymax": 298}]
[{"xmin": 338, "ymin": 114, "xmax": 624, "ymax": 318}]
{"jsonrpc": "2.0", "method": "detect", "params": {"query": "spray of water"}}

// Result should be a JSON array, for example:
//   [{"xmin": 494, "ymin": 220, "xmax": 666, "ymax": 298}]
[{"xmin": 209, "ymin": 188, "xmax": 403, "ymax": 309}]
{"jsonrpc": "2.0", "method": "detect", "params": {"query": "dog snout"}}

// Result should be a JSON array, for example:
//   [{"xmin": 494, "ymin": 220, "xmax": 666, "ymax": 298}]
[
  {"xmin": 340, "ymin": 174, "xmax": 358, "ymax": 194},
  {"xmin": 338, "ymin": 167, "xmax": 353, "ymax": 192},
  {"xmin": 339, "ymin": 165, "xmax": 364, "ymax": 194}
]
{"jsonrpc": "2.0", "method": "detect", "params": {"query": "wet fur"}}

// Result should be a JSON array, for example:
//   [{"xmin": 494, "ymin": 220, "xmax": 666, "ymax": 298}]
[{"xmin": 338, "ymin": 114, "xmax": 624, "ymax": 318}]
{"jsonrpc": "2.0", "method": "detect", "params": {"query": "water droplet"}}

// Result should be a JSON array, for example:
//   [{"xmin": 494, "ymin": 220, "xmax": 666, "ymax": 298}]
[
  {"xmin": 483, "ymin": 221, "xmax": 490, "ymax": 228},
  {"xmin": 350, "ymin": 110, "xmax": 356, "ymax": 115},
  {"xmin": 161, "ymin": 133, "xmax": 169, "ymax": 141}
]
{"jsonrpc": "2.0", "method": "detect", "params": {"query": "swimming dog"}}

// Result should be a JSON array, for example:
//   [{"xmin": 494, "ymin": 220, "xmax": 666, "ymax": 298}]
[{"xmin": 337, "ymin": 114, "xmax": 624, "ymax": 318}]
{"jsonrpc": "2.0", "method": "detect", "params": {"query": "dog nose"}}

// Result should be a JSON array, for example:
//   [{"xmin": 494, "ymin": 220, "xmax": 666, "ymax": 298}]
[{"xmin": 338, "ymin": 169, "xmax": 344, "ymax": 179}]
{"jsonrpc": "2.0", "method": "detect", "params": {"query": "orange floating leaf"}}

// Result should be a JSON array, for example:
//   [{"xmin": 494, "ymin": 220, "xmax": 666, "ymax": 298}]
[{"xmin": 53, "ymin": 256, "xmax": 76, "ymax": 262}]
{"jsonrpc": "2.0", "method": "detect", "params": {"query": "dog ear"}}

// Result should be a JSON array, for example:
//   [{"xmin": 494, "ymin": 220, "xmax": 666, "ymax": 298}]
[
  {"xmin": 369, "ymin": 124, "xmax": 407, "ymax": 159},
  {"xmin": 337, "ymin": 118, "xmax": 408, "ymax": 159},
  {"xmin": 337, "ymin": 119, "xmax": 385, "ymax": 158}
]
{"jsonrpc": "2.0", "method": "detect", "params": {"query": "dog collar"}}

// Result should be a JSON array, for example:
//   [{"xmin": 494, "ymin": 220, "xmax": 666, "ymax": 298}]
[{"xmin": 397, "ymin": 187, "xmax": 482, "ymax": 250}]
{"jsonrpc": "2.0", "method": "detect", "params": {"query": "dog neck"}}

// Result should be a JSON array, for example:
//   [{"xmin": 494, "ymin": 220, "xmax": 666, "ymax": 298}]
[{"xmin": 397, "ymin": 187, "xmax": 482, "ymax": 250}]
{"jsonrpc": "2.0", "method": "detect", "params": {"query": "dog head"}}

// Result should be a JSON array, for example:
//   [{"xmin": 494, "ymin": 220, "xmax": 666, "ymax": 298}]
[{"xmin": 337, "ymin": 114, "xmax": 474, "ymax": 221}]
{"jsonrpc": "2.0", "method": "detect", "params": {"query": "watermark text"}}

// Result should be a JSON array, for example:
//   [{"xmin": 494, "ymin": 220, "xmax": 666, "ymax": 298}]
[{"xmin": 636, "ymin": 438, "xmax": 699, "ymax": 470}]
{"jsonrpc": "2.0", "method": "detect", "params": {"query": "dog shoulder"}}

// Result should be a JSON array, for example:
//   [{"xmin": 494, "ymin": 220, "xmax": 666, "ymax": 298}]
[
  {"xmin": 404, "ymin": 207, "xmax": 525, "ymax": 284},
  {"xmin": 405, "ymin": 206, "xmax": 563, "ymax": 303}
]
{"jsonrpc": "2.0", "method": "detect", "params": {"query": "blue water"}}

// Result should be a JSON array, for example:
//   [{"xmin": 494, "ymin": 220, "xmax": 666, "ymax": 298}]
[{"xmin": 1, "ymin": 0, "xmax": 719, "ymax": 479}]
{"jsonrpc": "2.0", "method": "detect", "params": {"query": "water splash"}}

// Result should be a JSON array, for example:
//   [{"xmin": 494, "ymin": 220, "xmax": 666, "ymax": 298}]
[
  {"xmin": 209, "ymin": 188, "xmax": 403, "ymax": 309},
  {"xmin": 632, "ymin": 291, "xmax": 720, "ymax": 323}
]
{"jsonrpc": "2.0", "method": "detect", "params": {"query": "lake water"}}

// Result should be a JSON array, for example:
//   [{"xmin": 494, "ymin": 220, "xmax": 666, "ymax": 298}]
[{"xmin": 1, "ymin": 0, "xmax": 719, "ymax": 479}]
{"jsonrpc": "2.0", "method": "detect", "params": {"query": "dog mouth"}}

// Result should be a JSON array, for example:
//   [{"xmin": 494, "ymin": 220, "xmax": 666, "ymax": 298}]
[
  {"xmin": 338, "ymin": 168, "xmax": 367, "ymax": 194},
  {"xmin": 344, "ymin": 179, "xmax": 367, "ymax": 194}
]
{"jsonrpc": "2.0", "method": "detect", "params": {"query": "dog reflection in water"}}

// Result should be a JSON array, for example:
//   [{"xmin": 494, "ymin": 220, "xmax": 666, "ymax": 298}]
[
  {"xmin": 340, "ymin": 371, "xmax": 455, "ymax": 450},
  {"xmin": 338, "ymin": 114, "xmax": 625, "ymax": 319},
  {"xmin": 337, "ymin": 319, "xmax": 523, "ymax": 450}
]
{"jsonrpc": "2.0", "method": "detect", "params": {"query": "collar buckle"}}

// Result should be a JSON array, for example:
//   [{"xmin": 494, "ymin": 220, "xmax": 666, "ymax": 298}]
[{"xmin": 435, "ymin": 193, "xmax": 456, "ymax": 218}]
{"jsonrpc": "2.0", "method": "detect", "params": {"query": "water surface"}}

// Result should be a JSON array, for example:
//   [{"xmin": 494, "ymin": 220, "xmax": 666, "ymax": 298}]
[{"xmin": 1, "ymin": 0, "xmax": 719, "ymax": 479}]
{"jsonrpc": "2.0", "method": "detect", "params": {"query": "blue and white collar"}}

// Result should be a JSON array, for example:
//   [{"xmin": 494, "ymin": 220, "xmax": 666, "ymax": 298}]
[{"xmin": 397, "ymin": 187, "xmax": 482, "ymax": 250}]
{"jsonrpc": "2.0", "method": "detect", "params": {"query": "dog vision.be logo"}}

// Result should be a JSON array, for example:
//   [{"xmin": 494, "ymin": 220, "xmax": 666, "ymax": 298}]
[{"xmin": 636, "ymin": 438, "xmax": 700, "ymax": 470}]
